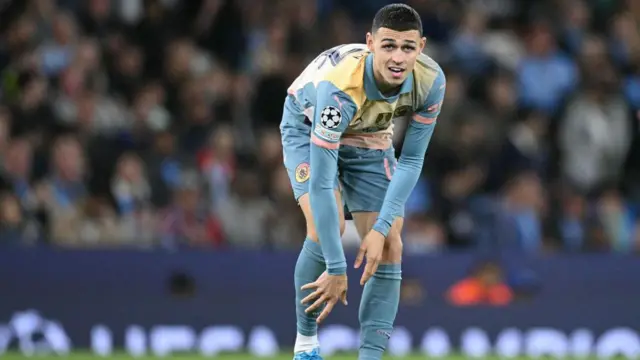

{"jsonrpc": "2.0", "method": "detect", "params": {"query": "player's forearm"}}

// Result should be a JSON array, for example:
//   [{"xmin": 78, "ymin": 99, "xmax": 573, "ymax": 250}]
[
  {"xmin": 372, "ymin": 160, "xmax": 423, "ymax": 237},
  {"xmin": 373, "ymin": 122, "xmax": 436, "ymax": 237},
  {"xmin": 310, "ymin": 187, "xmax": 346, "ymax": 274},
  {"xmin": 309, "ymin": 144, "xmax": 347, "ymax": 275}
]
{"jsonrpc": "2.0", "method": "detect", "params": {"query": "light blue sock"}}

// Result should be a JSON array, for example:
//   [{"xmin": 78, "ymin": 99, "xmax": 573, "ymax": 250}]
[
  {"xmin": 358, "ymin": 263, "xmax": 402, "ymax": 360},
  {"xmin": 294, "ymin": 238, "xmax": 326, "ymax": 336}
]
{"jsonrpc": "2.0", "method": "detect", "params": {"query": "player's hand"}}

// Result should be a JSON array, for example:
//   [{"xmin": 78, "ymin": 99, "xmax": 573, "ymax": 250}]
[
  {"xmin": 300, "ymin": 272, "xmax": 348, "ymax": 324},
  {"xmin": 354, "ymin": 230, "xmax": 386, "ymax": 285}
]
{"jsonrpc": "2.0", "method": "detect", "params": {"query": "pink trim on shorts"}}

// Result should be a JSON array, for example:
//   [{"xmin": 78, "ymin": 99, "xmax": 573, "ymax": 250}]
[{"xmin": 384, "ymin": 158, "xmax": 396, "ymax": 180}]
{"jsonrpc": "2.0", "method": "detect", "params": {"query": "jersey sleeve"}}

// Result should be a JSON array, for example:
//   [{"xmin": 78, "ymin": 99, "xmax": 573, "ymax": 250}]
[
  {"xmin": 414, "ymin": 68, "xmax": 446, "ymax": 122},
  {"xmin": 309, "ymin": 80, "xmax": 358, "ymax": 275},
  {"xmin": 372, "ymin": 69, "xmax": 446, "ymax": 237}
]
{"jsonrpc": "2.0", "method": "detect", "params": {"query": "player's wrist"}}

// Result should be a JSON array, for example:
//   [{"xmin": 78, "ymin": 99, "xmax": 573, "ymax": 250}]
[
  {"xmin": 372, "ymin": 219, "xmax": 391, "ymax": 238},
  {"xmin": 327, "ymin": 264, "xmax": 347, "ymax": 275}
]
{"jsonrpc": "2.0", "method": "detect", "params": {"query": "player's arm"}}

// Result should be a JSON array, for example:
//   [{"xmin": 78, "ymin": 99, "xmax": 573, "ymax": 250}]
[
  {"xmin": 372, "ymin": 69, "xmax": 446, "ymax": 237},
  {"xmin": 309, "ymin": 80, "xmax": 357, "ymax": 275}
]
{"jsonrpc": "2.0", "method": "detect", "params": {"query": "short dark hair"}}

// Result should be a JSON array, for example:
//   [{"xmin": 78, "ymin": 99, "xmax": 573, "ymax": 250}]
[{"xmin": 372, "ymin": 4, "xmax": 423, "ymax": 35}]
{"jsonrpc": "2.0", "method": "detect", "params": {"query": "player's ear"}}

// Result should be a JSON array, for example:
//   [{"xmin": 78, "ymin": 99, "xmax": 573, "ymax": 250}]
[
  {"xmin": 420, "ymin": 37, "xmax": 427, "ymax": 52},
  {"xmin": 366, "ymin": 32, "xmax": 375, "ymax": 52}
]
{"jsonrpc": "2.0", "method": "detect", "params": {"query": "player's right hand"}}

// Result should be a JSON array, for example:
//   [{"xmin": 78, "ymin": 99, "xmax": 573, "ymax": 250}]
[
  {"xmin": 354, "ymin": 229, "xmax": 386, "ymax": 285},
  {"xmin": 300, "ymin": 272, "xmax": 348, "ymax": 324}
]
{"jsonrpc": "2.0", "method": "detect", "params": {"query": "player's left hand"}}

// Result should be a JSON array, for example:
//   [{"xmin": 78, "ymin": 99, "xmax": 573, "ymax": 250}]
[
  {"xmin": 301, "ymin": 272, "xmax": 348, "ymax": 324},
  {"xmin": 354, "ymin": 230, "xmax": 386, "ymax": 285}
]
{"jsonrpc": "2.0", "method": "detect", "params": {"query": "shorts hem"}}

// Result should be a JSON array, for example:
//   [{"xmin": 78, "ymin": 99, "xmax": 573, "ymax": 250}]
[
  {"xmin": 346, "ymin": 208, "xmax": 381, "ymax": 214},
  {"xmin": 294, "ymin": 192, "xmax": 308, "ymax": 203}
]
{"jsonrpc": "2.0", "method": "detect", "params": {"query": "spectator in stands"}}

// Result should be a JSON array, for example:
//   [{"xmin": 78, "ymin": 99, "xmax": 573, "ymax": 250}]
[
  {"xmin": 559, "ymin": 0, "xmax": 591, "ymax": 56},
  {"xmin": 216, "ymin": 166, "xmax": 274, "ymax": 248},
  {"xmin": 517, "ymin": 21, "xmax": 578, "ymax": 115},
  {"xmin": 158, "ymin": 169, "xmax": 224, "ymax": 248},
  {"xmin": 38, "ymin": 11, "xmax": 77, "ymax": 77},
  {"xmin": 1, "ymin": 138, "xmax": 36, "ymax": 210},
  {"xmin": 0, "ymin": 192, "xmax": 42, "ymax": 246},
  {"xmin": 447, "ymin": 260, "xmax": 513, "ymax": 306},
  {"xmin": 198, "ymin": 124, "xmax": 236, "ymax": 211},
  {"xmin": 484, "ymin": 72, "xmax": 518, "ymax": 144},
  {"xmin": 146, "ymin": 130, "xmax": 185, "ymax": 208},
  {"xmin": 487, "ymin": 109, "xmax": 549, "ymax": 191},
  {"xmin": 596, "ymin": 188, "xmax": 637, "ymax": 253},
  {"xmin": 53, "ymin": 194, "xmax": 120, "ymax": 247},
  {"xmin": 559, "ymin": 73, "xmax": 631, "ymax": 193},
  {"xmin": 0, "ymin": 108, "xmax": 10, "ymax": 163},
  {"xmin": 129, "ymin": 83, "xmax": 171, "ymax": 136},
  {"xmin": 609, "ymin": 11, "xmax": 640, "ymax": 69},
  {"xmin": 78, "ymin": 0, "xmax": 122, "ymax": 41},
  {"xmin": 10, "ymin": 71, "xmax": 54, "ymax": 140},
  {"xmin": 255, "ymin": 129, "xmax": 283, "ymax": 177},
  {"xmin": 489, "ymin": 172, "xmax": 545, "ymax": 252},
  {"xmin": 111, "ymin": 151, "xmax": 156, "ymax": 246},
  {"xmin": 403, "ymin": 214, "xmax": 446, "ymax": 254},
  {"xmin": 623, "ymin": 54, "xmax": 640, "ymax": 112},
  {"xmin": 557, "ymin": 187, "xmax": 588, "ymax": 251},
  {"xmin": 44, "ymin": 136, "xmax": 88, "ymax": 242},
  {"xmin": 450, "ymin": 9, "xmax": 491, "ymax": 76}
]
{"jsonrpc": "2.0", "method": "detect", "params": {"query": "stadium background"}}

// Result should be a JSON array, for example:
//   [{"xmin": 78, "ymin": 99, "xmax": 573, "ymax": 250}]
[{"xmin": 0, "ymin": 0, "xmax": 639, "ymax": 358}]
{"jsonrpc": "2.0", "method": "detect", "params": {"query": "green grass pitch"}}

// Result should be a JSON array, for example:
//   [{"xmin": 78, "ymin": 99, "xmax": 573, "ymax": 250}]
[
  {"xmin": 0, "ymin": 353, "xmax": 384, "ymax": 360},
  {"xmin": 0, "ymin": 353, "xmax": 599, "ymax": 360}
]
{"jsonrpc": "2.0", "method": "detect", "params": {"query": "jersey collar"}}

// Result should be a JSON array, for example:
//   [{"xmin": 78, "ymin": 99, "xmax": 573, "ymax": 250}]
[{"xmin": 364, "ymin": 52, "xmax": 414, "ymax": 102}]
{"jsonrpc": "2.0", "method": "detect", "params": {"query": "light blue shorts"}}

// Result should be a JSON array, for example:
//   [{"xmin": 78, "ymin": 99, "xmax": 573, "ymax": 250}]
[{"xmin": 280, "ymin": 108, "xmax": 401, "ymax": 215}]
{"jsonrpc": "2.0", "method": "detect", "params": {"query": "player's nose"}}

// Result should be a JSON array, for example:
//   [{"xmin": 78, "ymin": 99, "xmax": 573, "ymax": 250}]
[
  {"xmin": 390, "ymin": 52, "xmax": 405, "ymax": 65},
  {"xmin": 390, "ymin": 59, "xmax": 405, "ymax": 67}
]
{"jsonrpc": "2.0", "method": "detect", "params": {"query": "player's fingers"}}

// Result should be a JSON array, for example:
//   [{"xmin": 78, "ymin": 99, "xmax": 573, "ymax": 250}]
[
  {"xmin": 316, "ymin": 299, "xmax": 336, "ymax": 324},
  {"xmin": 354, "ymin": 245, "xmax": 366, "ymax": 269},
  {"xmin": 340, "ymin": 291, "xmax": 348, "ymax": 306},
  {"xmin": 305, "ymin": 295, "xmax": 327, "ymax": 314},
  {"xmin": 360, "ymin": 261, "xmax": 378, "ymax": 286},
  {"xmin": 301, "ymin": 289, "xmax": 322, "ymax": 305},
  {"xmin": 300, "ymin": 281, "xmax": 318, "ymax": 291},
  {"xmin": 360, "ymin": 271, "xmax": 370, "ymax": 286},
  {"xmin": 368, "ymin": 258, "xmax": 381, "ymax": 277}
]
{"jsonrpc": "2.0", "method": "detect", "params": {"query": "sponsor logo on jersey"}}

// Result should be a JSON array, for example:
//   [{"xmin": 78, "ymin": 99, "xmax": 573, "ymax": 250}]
[
  {"xmin": 295, "ymin": 163, "xmax": 310, "ymax": 183},
  {"xmin": 313, "ymin": 124, "xmax": 341, "ymax": 142}
]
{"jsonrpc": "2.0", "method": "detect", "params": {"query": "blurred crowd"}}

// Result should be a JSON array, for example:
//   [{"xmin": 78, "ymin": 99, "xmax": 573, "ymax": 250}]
[{"xmin": 0, "ymin": 0, "xmax": 639, "ymax": 253}]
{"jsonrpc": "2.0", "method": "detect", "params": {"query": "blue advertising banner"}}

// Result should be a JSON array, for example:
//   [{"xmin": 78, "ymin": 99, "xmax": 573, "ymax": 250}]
[{"xmin": 0, "ymin": 249, "xmax": 638, "ymax": 357}]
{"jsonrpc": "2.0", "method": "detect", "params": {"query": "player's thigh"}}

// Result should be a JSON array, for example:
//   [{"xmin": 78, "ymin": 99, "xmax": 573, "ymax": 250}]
[
  {"xmin": 351, "ymin": 212, "xmax": 404, "ymax": 263},
  {"xmin": 298, "ymin": 191, "xmax": 346, "ymax": 242},
  {"xmin": 281, "ymin": 117, "xmax": 313, "ymax": 201},
  {"xmin": 339, "ymin": 146, "xmax": 403, "ymax": 217},
  {"xmin": 281, "ymin": 116, "xmax": 344, "ymax": 241},
  {"xmin": 339, "ymin": 145, "xmax": 405, "ymax": 262}
]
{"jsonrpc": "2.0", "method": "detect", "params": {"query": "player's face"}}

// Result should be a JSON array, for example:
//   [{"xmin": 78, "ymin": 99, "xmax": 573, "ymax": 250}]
[{"xmin": 367, "ymin": 27, "xmax": 426, "ymax": 88}]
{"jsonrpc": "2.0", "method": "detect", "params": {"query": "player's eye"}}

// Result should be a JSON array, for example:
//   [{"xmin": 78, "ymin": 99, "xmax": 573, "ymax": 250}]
[
  {"xmin": 382, "ymin": 44, "xmax": 395, "ymax": 50},
  {"xmin": 403, "ymin": 46, "xmax": 416, "ymax": 52}
]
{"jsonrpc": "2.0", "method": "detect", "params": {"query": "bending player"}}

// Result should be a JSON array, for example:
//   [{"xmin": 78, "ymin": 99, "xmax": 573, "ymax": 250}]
[{"xmin": 280, "ymin": 4, "xmax": 446, "ymax": 360}]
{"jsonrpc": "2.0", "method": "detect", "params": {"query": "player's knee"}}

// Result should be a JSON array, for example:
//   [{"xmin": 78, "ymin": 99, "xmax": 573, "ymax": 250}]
[
  {"xmin": 382, "ymin": 231, "xmax": 403, "ymax": 263},
  {"xmin": 306, "ymin": 228, "xmax": 319, "ymax": 243},
  {"xmin": 306, "ymin": 219, "xmax": 345, "ymax": 243}
]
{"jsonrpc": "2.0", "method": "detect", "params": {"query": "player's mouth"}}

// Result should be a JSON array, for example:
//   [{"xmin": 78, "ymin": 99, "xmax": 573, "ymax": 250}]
[{"xmin": 388, "ymin": 66, "xmax": 405, "ymax": 79}]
